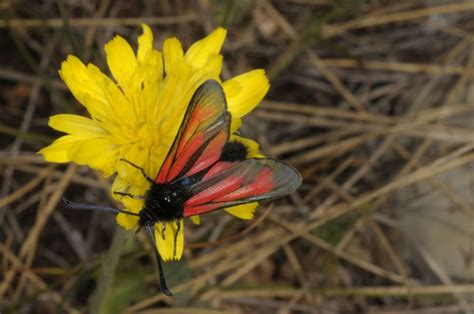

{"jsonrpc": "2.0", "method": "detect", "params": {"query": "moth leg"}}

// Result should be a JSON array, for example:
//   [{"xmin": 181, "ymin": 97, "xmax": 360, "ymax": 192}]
[
  {"xmin": 173, "ymin": 219, "xmax": 181, "ymax": 258},
  {"xmin": 146, "ymin": 226, "xmax": 172, "ymax": 296},
  {"xmin": 113, "ymin": 191, "xmax": 145, "ymax": 199},
  {"xmin": 134, "ymin": 225, "xmax": 142, "ymax": 235},
  {"xmin": 120, "ymin": 158, "xmax": 154, "ymax": 184}
]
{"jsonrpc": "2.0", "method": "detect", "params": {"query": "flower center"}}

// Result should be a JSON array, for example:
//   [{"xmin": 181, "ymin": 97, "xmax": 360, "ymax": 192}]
[{"xmin": 137, "ymin": 123, "xmax": 160, "ymax": 148}]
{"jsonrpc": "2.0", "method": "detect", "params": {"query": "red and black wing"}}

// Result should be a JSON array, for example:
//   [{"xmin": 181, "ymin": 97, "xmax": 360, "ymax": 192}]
[
  {"xmin": 183, "ymin": 158, "xmax": 302, "ymax": 217},
  {"xmin": 156, "ymin": 80, "xmax": 230, "ymax": 184},
  {"xmin": 156, "ymin": 79, "xmax": 302, "ymax": 216}
]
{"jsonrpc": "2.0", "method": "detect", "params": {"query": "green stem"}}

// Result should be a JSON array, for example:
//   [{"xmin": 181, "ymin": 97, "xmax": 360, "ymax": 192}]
[{"xmin": 89, "ymin": 226, "xmax": 129, "ymax": 314}]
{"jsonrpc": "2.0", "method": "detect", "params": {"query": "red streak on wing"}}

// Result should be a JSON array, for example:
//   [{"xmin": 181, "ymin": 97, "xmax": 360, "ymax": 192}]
[
  {"xmin": 176, "ymin": 104, "xmax": 214, "ymax": 156},
  {"xmin": 182, "ymin": 157, "xmax": 303, "ymax": 217},
  {"xmin": 184, "ymin": 203, "xmax": 221, "ymax": 217},
  {"xmin": 156, "ymin": 103, "xmax": 225, "ymax": 183},
  {"xmin": 203, "ymin": 161, "xmax": 236, "ymax": 180},
  {"xmin": 157, "ymin": 109, "xmax": 206, "ymax": 183},
  {"xmin": 155, "ymin": 81, "xmax": 229, "ymax": 184},
  {"xmin": 166, "ymin": 134, "xmax": 205, "ymax": 182},
  {"xmin": 214, "ymin": 168, "xmax": 273, "ymax": 202},
  {"xmin": 157, "ymin": 152, "xmax": 173, "ymax": 183},
  {"xmin": 185, "ymin": 175, "xmax": 244, "ymax": 206},
  {"xmin": 176, "ymin": 117, "xmax": 200, "ymax": 156},
  {"xmin": 185, "ymin": 131, "xmax": 227, "ymax": 177}
]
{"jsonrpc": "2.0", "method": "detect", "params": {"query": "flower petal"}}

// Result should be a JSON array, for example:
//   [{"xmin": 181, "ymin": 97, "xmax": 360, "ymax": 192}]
[
  {"xmin": 184, "ymin": 27, "xmax": 226, "ymax": 69},
  {"xmin": 73, "ymin": 137, "xmax": 118, "ymax": 176},
  {"xmin": 155, "ymin": 220, "xmax": 184, "ymax": 261},
  {"xmin": 117, "ymin": 144, "xmax": 153, "ymax": 186},
  {"xmin": 39, "ymin": 135, "xmax": 83, "ymax": 163},
  {"xmin": 189, "ymin": 215, "xmax": 200, "ymax": 225},
  {"xmin": 163, "ymin": 37, "xmax": 184, "ymax": 74},
  {"xmin": 203, "ymin": 54, "xmax": 223, "ymax": 79},
  {"xmin": 116, "ymin": 212, "xmax": 139, "ymax": 230},
  {"xmin": 49, "ymin": 114, "xmax": 106, "ymax": 136},
  {"xmin": 230, "ymin": 117, "xmax": 242, "ymax": 134},
  {"xmin": 112, "ymin": 172, "xmax": 148, "ymax": 197},
  {"xmin": 224, "ymin": 202, "xmax": 259, "ymax": 220},
  {"xmin": 137, "ymin": 24, "xmax": 153, "ymax": 64},
  {"xmin": 224, "ymin": 69, "xmax": 270, "ymax": 118},
  {"xmin": 105, "ymin": 35, "xmax": 137, "ymax": 89},
  {"xmin": 59, "ymin": 56, "xmax": 111, "ymax": 118}
]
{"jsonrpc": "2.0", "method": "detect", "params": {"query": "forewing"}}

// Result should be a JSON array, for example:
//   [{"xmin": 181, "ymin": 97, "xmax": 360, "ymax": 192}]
[
  {"xmin": 183, "ymin": 159, "xmax": 302, "ymax": 217},
  {"xmin": 156, "ymin": 80, "xmax": 230, "ymax": 184}
]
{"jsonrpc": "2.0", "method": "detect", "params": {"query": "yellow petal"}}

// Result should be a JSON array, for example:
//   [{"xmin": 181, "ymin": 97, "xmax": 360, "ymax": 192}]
[
  {"xmin": 189, "ymin": 215, "xmax": 200, "ymax": 225},
  {"xmin": 111, "ymin": 174, "xmax": 149, "ymax": 204},
  {"xmin": 72, "ymin": 137, "xmax": 118, "ymax": 176},
  {"xmin": 49, "ymin": 114, "xmax": 106, "ymax": 136},
  {"xmin": 40, "ymin": 134, "xmax": 118, "ymax": 176},
  {"xmin": 111, "ymin": 167, "xmax": 144, "ymax": 230},
  {"xmin": 184, "ymin": 27, "xmax": 226, "ymax": 69},
  {"xmin": 117, "ymin": 145, "xmax": 152, "ymax": 187},
  {"xmin": 163, "ymin": 37, "xmax": 184, "ymax": 74},
  {"xmin": 122, "ymin": 196, "xmax": 143, "ymax": 211},
  {"xmin": 59, "ymin": 56, "xmax": 111, "ymax": 117},
  {"xmin": 38, "ymin": 135, "xmax": 83, "ymax": 163},
  {"xmin": 59, "ymin": 56, "xmax": 88, "ymax": 103},
  {"xmin": 224, "ymin": 69, "xmax": 270, "ymax": 118},
  {"xmin": 224, "ymin": 202, "xmax": 259, "ymax": 220},
  {"xmin": 101, "ymin": 75, "xmax": 137, "ymax": 128},
  {"xmin": 203, "ymin": 54, "xmax": 223, "ymax": 78},
  {"xmin": 116, "ymin": 213, "xmax": 139, "ymax": 230},
  {"xmin": 105, "ymin": 35, "xmax": 137, "ymax": 89},
  {"xmin": 137, "ymin": 24, "xmax": 153, "ymax": 64},
  {"xmin": 112, "ymin": 165, "xmax": 148, "ymax": 230},
  {"xmin": 141, "ymin": 67, "xmax": 162, "ymax": 118},
  {"xmin": 230, "ymin": 117, "xmax": 242, "ymax": 134},
  {"xmin": 114, "ymin": 190, "xmax": 142, "ymax": 230},
  {"xmin": 155, "ymin": 220, "xmax": 184, "ymax": 261}
]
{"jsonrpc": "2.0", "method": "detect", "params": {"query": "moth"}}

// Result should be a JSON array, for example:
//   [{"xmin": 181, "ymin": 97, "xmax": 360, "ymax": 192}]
[{"xmin": 63, "ymin": 80, "xmax": 302, "ymax": 296}]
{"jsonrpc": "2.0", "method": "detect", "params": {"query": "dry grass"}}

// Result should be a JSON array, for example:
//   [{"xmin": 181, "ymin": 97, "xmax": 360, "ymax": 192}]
[{"xmin": 1, "ymin": 0, "xmax": 474, "ymax": 313}]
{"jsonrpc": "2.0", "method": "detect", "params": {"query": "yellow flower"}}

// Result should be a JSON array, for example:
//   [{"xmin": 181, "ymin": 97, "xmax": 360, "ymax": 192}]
[{"xmin": 39, "ymin": 25, "xmax": 269, "ymax": 261}]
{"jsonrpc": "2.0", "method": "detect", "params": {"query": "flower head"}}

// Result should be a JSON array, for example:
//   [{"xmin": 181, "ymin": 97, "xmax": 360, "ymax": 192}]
[{"xmin": 39, "ymin": 25, "xmax": 269, "ymax": 261}]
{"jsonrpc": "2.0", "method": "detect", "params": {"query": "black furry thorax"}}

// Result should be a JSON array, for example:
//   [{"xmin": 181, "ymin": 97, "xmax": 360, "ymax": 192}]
[{"xmin": 139, "ymin": 182, "xmax": 187, "ymax": 226}]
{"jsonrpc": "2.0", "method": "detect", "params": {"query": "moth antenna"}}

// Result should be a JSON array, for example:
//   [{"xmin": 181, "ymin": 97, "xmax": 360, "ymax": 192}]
[
  {"xmin": 61, "ymin": 197, "xmax": 139, "ymax": 217},
  {"xmin": 146, "ymin": 226, "xmax": 173, "ymax": 297}
]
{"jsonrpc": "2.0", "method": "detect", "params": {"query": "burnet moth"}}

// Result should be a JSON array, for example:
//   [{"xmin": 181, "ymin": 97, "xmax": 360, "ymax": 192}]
[{"xmin": 63, "ymin": 80, "xmax": 302, "ymax": 296}]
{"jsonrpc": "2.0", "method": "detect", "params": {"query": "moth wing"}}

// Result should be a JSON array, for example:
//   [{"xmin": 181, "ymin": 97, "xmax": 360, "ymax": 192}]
[
  {"xmin": 183, "ymin": 158, "xmax": 302, "ymax": 217},
  {"xmin": 156, "ymin": 80, "xmax": 230, "ymax": 184}
]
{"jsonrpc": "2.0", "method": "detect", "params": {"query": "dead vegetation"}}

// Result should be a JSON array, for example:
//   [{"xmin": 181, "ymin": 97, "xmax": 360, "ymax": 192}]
[{"xmin": 1, "ymin": 0, "xmax": 474, "ymax": 313}]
